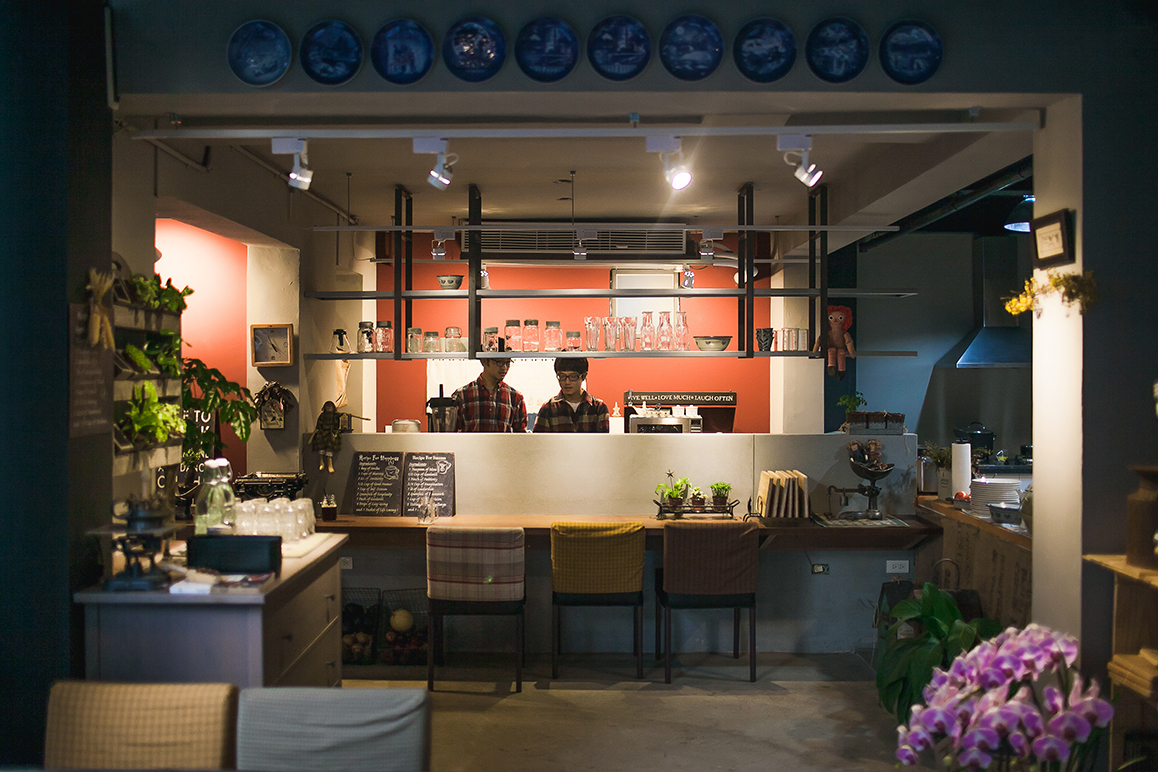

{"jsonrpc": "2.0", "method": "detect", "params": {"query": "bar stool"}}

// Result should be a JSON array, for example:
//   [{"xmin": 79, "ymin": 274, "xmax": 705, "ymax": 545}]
[
  {"xmin": 655, "ymin": 520, "xmax": 759, "ymax": 684},
  {"xmin": 426, "ymin": 525, "xmax": 526, "ymax": 692},
  {"xmin": 550, "ymin": 521, "xmax": 646, "ymax": 679}
]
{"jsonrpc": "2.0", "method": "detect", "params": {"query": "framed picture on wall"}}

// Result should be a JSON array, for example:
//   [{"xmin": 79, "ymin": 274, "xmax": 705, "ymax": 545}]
[
  {"xmin": 1031, "ymin": 209, "xmax": 1075, "ymax": 269},
  {"xmin": 251, "ymin": 323, "xmax": 294, "ymax": 367}
]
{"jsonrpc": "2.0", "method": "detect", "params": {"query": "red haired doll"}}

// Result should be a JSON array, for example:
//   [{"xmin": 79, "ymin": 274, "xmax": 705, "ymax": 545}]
[{"xmin": 816, "ymin": 305, "xmax": 856, "ymax": 378}]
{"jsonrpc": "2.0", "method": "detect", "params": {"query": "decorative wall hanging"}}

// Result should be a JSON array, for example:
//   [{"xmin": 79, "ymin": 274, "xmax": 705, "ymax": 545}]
[
  {"xmin": 443, "ymin": 17, "xmax": 506, "ymax": 82},
  {"xmin": 515, "ymin": 17, "xmax": 579, "ymax": 83},
  {"xmin": 371, "ymin": 19, "xmax": 435, "ymax": 85},
  {"xmin": 227, "ymin": 20, "xmax": 292, "ymax": 87},
  {"xmin": 805, "ymin": 17, "xmax": 870, "ymax": 84},
  {"xmin": 587, "ymin": 15, "xmax": 650, "ymax": 82},
  {"xmin": 300, "ymin": 20, "xmax": 363, "ymax": 86},
  {"xmin": 879, "ymin": 20, "xmax": 942, "ymax": 85},
  {"xmin": 659, "ymin": 14, "xmax": 722, "ymax": 81},
  {"xmin": 1031, "ymin": 209, "xmax": 1076, "ymax": 268},
  {"xmin": 251, "ymin": 323, "xmax": 294, "ymax": 367},
  {"xmin": 733, "ymin": 18, "xmax": 796, "ymax": 83}
]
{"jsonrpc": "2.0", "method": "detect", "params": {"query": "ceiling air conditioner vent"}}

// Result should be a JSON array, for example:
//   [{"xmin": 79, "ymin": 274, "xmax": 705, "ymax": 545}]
[{"xmin": 468, "ymin": 228, "xmax": 687, "ymax": 255}]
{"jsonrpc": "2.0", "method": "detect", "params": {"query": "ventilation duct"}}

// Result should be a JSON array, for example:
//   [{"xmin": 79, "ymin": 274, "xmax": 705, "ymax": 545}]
[{"xmin": 465, "ymin": 228, "xmax": 688, "ymax": 255}]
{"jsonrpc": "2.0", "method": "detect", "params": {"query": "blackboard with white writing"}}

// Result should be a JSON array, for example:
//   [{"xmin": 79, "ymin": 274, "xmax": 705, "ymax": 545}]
[
  {"xmin": 402, "ymin": 452, "xmax": 456, "ymax": 519},
  {"xmin": 345, "ymin": 451, "xmax": 404, "ymax": 516}
]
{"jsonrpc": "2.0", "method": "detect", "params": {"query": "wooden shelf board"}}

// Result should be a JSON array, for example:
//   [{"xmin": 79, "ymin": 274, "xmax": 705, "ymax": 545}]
[{"xmin": 1084, "ymin": 554, "xmax": 1158, "ymax": 589}]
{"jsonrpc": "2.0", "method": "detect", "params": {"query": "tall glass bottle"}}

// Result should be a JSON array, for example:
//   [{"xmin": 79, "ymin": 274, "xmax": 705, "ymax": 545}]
[
  {"xmin": 640, "ymin": 311, "xmax": 655, "ymax": 351},
  {"xmin": 193, "ymin": 460, "xmax": 223, "ymax": 535},
  {"xmin": 216, "ymin": 458, "xmax": 237, "ymax": 528},
  {"xmin": 657, "ymin": 311, "xmax": 674, "ymax": 351},
  {"xmin": 673, "ymin": 310, "xmax": 689, "ymax": 351}
]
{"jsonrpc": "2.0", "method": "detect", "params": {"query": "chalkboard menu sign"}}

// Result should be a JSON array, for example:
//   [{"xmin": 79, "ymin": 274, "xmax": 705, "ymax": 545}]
[
  {"xmin": 342, "ymin": 450, "xmax": 456, "ymax": 518},
  {"xmin": 344, "ymin": 451, "xmax": 404, "ymax": 516},
  {"xmin": 68, "ymin": 304, "xmax": 113, "ymax": 438},
  {"xmin": 402, "ymin": 452, "xmax": 456, "ymax": 519}
]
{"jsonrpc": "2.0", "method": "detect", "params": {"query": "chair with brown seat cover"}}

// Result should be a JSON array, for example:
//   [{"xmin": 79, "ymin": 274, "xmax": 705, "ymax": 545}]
[
  {"xmin": 655, "ymin": 520, "xmax": 760, "ymax": 684},
  {"xmin": 44, "ymin": 680, "xmax": 238, "ymax": 770},
  {"xmin": 426, "ymin": 525, "xmax": 526, "ymax": 692},
  {"xmin": 550, "ymin": 521, "xmax": 646, "ymax": 679}
]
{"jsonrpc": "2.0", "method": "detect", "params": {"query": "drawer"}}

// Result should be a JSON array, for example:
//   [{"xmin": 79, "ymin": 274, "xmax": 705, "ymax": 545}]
[
  {"xmin": 274, "ymin": 617, "xmax": 342, "ymax": 686},
  {"xmin": 263, "ymin": 563, "xmax": 340, "ymax": 682}
]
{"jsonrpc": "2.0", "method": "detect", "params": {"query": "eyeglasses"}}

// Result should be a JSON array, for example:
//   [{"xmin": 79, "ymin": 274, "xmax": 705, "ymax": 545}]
[{"xmin": 556, "ymin": 373, "xmax": 583, "ymax": 382}]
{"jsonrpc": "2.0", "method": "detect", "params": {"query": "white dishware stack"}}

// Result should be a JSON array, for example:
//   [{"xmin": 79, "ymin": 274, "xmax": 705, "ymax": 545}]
[{"xmin": 969, "ymin": 477, "xmax": 1021, "ymax": 518}]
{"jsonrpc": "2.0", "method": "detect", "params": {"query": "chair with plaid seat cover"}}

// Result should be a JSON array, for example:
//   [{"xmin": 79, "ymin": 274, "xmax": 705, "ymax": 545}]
[
  {"xmin": 550, "ymin": 521, "xmax": 646, "ymax": 679},
  {"xmin": 426, "ymin": 525, "xmax": 526, "ymax": 692},
  {"xmin": 655, "ymin": 520, "xmax": 759, "ymax": 684}
]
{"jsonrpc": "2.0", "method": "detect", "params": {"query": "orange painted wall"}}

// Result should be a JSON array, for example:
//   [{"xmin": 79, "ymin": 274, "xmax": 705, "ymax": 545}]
[
  {"xmin": 376, "ymin": 235, "xmax": 773, "ymax": 432},
  {"xmin": 155, "ymin": 219, "xmax": 249, "ymax": 474}
]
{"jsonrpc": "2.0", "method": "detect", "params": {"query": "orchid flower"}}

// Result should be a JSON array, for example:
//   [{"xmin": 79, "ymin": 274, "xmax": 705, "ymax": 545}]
[
  {"xmin": 1048, "ymin": 711, "xmax": 1092, "ymax": 744},
  {"xmin": 1032, "ymin": 734, "xmax": 1072, "ymax": 763}
]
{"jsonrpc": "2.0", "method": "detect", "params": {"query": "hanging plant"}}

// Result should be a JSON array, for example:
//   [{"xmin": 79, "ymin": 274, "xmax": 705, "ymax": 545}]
[{"xmin": 1005, "ymin": 270, "xmax": 1097, "ymax": 317}]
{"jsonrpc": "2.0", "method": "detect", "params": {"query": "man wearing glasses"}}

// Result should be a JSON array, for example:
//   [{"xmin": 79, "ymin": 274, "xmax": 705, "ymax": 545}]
[
  {"xmin": 453, "ymin": 357, "xmax": 528, "ymax": 432},
  {"xmin": 533, "ymin": 357, "xmax": 610, "ymax": 433}
]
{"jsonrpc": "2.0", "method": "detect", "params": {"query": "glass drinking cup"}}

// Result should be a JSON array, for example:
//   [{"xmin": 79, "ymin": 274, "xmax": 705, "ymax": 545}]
[
  {"xmin": 584, "ymin": 316, "xmax": 600, "ymax": 351},
  {"xmin": 602, "ymin": 317, "xmax": 618, "ymax": 352}
]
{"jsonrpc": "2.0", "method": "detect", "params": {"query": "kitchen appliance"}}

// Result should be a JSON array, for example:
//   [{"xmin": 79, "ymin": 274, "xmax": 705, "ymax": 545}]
[
  {"xmin": 426, "ymin": 385, "xmax": 458, "ymax": 432},
  {"xmin": 954, "ymin": 421, "xmax": 995, "ymax": 461},
  {"xmin": 628, "ymin": 415, "xmax": 692, "ymax": 433}
]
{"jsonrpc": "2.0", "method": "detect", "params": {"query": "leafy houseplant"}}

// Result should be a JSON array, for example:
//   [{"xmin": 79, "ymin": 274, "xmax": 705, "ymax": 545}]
[
  {"xmin": 877, "ymin": 582, "xmax": 1003, "ymax": 726},
  {"xmin": 123, "ymin": 273, "xmax": 194, "ymax": 313},
  {"xmin": 688, "ymin": 486, "xmax": 706, "ymax": 508},
  {"xmin": 655, "ymin": 471, "xmax": 690, "ymax": 512},
  {"xmin": 710, "ymin": 481, "xmax": 732, "ymax": 505},
  {"xmin": 115, "ymin": 381, "xmax": 186, "ymax": 449},
  {"xmin": 896, "ymin": 623, "xmax": 1112, "ymax": 771},
  {"xmin": 837, "ymin": 391, "xmax": 867, "ymax": 414},
  {"xmin": 181, "ymin": 357, "xmax": 258, "ymax": 463}
]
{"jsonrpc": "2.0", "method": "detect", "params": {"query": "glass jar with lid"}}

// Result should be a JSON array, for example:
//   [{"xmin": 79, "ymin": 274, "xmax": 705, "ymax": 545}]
[
  {"xmin": 483, "ymin": 327, "xmax": 500, "ymax": 352},
  {"xmin": 504, "ymin": 319, "xmax": 522, "ymax": 352},
  {"xmin": 423, "ymin": 331, "xmax": 441, "ymax": 353},
  {"xmin": 357, "ymin": 321, "xmax": 375, "ymax": 353},
  {"xmin": 543, "ymin": 321, "xmax": 563, "ymax": 351},
  {"xmin": 565, "ymin": 330, "xmax": 581, "ymax": 351},
  {"xmin": 522, "ymin": 319, "xmax": 540, "ymax": 352},
  {"xmin": 444, "ymin": 326, "xmax": 464, "ymax": 352},
  {"xmin": 331, "ymin": 328, "xmax": 352, "ymax": 354},
  {"xmin": 374, "ymin": 320, "xmax": 393, "ymax": 353},
  {"xmin": 406, "ymin": 327, "xmax": 423, "ymax": 353}
]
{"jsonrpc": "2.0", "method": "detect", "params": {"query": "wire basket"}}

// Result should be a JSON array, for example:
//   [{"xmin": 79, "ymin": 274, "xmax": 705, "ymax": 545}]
[
  {"xmin": 377, "ymin": 588, "xmax": 430, "ymax": 666},
  {"xmin": 341, "ymin": 587, "xmax": 381, "ymax": 666}
]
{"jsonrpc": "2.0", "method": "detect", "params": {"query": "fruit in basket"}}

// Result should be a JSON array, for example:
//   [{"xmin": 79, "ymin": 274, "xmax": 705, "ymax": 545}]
[
  {"xmin": 355, "ymin": 632, "xmax": 372, "ymax": 646},
  {"xmin": 342, "ymin": 634, "xmax": 356, "ymax": 647},
  {"xmin": 390, "ymin": 609, "xmax": 414, "ymax": 632}
]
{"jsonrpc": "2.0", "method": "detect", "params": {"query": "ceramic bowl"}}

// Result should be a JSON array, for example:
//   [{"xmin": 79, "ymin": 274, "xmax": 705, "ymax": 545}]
[
  {"xmin": 988, "ymin": 501, "xmax": 1022, "ymax": 525},
  {"xmin": 436, "ymin": 274, "xmax": 464, "ymax": 290},
  {"xmin": 693, "ymin": 335, "xmax": 731, "ymax": 351}
]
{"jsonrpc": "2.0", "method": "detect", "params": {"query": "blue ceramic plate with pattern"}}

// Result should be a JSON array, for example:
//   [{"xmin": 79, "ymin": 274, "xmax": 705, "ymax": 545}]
[
  {"xmin": 879, "ymin": 20, "xmax": 942, "ymax": 85},
  {"xmin": 515, "ymin": 17, "xmax": 579, "ymax": 83},
  {"xmin": 228, "ymin": 20, "xmax": 292, "ymax": 87},
  {"xmin": 300, "ymin": 20, "xmax": 363, "ymax": 86},
  {"xmin": 587, "ymin": 15, "xmax": 650, "ymax": 82},
  {"xmin": 371, "ymin": 19, "xmax": 435, "ymax": 85},
  {"xmin": 733, "ymin": 18, "xmax": 796, "ymax": 84},
  {"xmin": 805, "ymin": 17, "xmax": 869, "ymax": 84},
  {"xmin": 443, "ymin": 17, "xmax": 506, "ymax": 83},
  {"xmin": 659, "ymin": 14, "xmax": 722, "ymax": 81}
]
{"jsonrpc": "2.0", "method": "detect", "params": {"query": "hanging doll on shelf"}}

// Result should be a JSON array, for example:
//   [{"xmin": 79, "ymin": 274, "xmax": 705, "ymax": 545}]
[
  {"xmin": 309, "ymin": 401, "xmax": 370, "ymax": 473},
  {"xmin": 815, "ymin": 304, "xmax": 857, "ymax": 379}
]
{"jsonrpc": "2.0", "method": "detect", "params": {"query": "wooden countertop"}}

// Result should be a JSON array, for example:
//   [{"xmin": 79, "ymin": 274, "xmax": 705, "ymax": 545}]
[
  {"xmin": 316, "ymin": 513, "xmax": 940, "ymax": 552},
  {"xmin": 916, "ymin": 496, "xmax": 1031, "ymax": 550}
]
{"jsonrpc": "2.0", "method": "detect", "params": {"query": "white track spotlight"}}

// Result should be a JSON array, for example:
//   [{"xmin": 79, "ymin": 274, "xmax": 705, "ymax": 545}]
[
  {"xmin": 430, "ymin": 241, "xmax": 447, "ymax": 259},
  {"xmin": 413, "ymin": 138, "xmax": 458, "ymax": 190},
  {"xmin": 646, "ymin": 136, "xmax": 692, "ymax": 191},
  {"xmin": 573, "ymin": 228, "xmax": 596, "ymax": 260},
  {"xmin": 431, "ymin": 227, "xmax": 455, "ymax": 259},
  {"xmin": 272, "ymin": 138, "xmax": 313, "ymax": 190},
  {"xmin": 698, "ymin": 227, "xmax": 723, "ymax": 257},
  {"xmin": 777, "ymin": 134, "xmax": 823, "ymax": 187}
]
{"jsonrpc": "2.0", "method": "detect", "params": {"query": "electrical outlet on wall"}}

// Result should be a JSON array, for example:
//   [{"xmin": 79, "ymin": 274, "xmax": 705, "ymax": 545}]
[
  {"xmin": 339, "ymin": 557, "xmax": 353, "ymax": 570},
  {"xmin": 811, "ymin": 563, "xmax": 829, "ymax": 574},
  {"xmin": 886, "ymin": 560, "xmax": 910, "ymax": 574}
]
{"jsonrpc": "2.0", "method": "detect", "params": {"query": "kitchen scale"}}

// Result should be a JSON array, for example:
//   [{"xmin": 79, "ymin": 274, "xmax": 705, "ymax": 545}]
[{"xmin": 827, "ymin": 457, "xmax": 895, "ymax": 521}]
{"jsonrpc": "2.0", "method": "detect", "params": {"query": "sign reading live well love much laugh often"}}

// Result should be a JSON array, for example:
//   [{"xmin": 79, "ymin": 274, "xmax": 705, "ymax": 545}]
[{"xmin": 343, "ymin": 451, "xmax": 456, "ymax": 518}]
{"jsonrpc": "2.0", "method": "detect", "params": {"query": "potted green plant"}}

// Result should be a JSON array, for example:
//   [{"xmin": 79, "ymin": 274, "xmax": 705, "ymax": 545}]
[
  {"xmin": 709, "ymin": 481, "xmax": 732, "ymax": 507},
  {"xmin": 655, "ymin": 471, "xmax": 689, "ymax": 514},
  {"xmin": 688, "ymin": 486, "xmax": 706, "ymax": 509},
  {"xmin": 115, "ymin": 381, "xmax": 187, "ymax": 451},
  {"xmin": 839, "ymin": 391, "xmax": 906, "ymax": 435},
  {"xmin": 181, "ymin": 357, "xmax": 258, "ymax": 464}
]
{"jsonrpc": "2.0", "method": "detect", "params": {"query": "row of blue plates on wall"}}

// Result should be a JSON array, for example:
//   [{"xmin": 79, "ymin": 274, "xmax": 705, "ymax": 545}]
[{"xmin": 228, "ymin": 15, "xmax": 942, "ymax": 89}]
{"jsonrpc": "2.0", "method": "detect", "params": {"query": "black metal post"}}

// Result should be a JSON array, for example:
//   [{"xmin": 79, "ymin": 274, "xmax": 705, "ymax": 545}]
[{"xmin": 467, "ymin": 184, "xmax": 482, "ymax": 357}]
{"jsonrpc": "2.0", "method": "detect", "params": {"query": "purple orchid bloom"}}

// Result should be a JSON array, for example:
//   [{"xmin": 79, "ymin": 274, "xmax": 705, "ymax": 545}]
[
  {"xmin": 905, "ymin": 725, "xmax": 934, "ymax": 752},
  {"xmin": 896, "ymin": 744, "xmax": 919, "ymax": 766},
  {"xmin": 1043, "ymin": 685, "xmax": 1064, "ymax": 715},
  {"xmin": 920, "ymin": 706, "xmax": 958, "ymax": 737},
  {"xmin": 1008, "ymin": 731, "xmax": 1031, "ymax": 758},
  {"xmin": 991, "ymin": 653, "xmax": 1026, "ymax": 681},
  {"xmin": 1014, "ymin": 703, "xmax": 1046, "ymax": 739},
  {"xmin": 1032, "ymin": 734, "xmax": 1072, "ymax": 762},
  {"xmin": 961, "ymin": 726, "xmax": 1001, "ymax": 752},
  {"xmin": 978, "ymin": 703, "xmax": 1021, "ymax": 736},
  {"xmin": 954, "ymin": 697, "xmax": 979, "ymax": 726},
  {"xmin": 958, "ymin": 746, "xmax": 993, "ymax": 769},
  {"xmin": 1048, "ymin": 711, "xmax": 1092, "ymax": 744},
  {"xmin": 1014, "ymin": 642, "xmax": 1047, "ymax": 673},
  {"xmin": 979, "ymin": 666, "xmax": 1011, "ymax": 691}
]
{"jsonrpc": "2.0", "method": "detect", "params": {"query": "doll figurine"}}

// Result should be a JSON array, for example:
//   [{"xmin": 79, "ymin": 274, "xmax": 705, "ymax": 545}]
[
  {"xmin": 815, "ymin": 305, "xmax": 856, "ymax": 378},
  {"xmin": 309, "ymin": 401, "xmax": 341, "ymax": 473}
]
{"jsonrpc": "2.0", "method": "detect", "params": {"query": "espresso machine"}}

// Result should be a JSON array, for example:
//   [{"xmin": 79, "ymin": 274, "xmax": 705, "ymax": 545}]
[{"xmin": 426, "ymin": 385, "xmax": 458, "ymax": 432}]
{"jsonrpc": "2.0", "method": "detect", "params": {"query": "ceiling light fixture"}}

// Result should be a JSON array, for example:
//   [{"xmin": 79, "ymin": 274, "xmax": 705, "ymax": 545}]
[
  {"xmin": 646, "ymin": 136, "xmax": 692, "ymax": 191},
  {"xmin": 778, "ymin": 134, "xmax": 823, "ymax": 188},
  {"xmin": 430, "ymin": 227, "xmax": 455, "ymax": 259},
  {"xmin": 271, "ymin": 137, "xmax": 313, "ymax": 190},
  {"xmin": 413, "ymin": 138, "xmax": 458, "ymax": 190},
  {"xmin": 1004, "ymin": 194, "xmax": 1036, "ymax": 232},
  {"xmin": 430, "ymin": 241, "xmax": 447, "ymax": 259},
  {"xmin": 574, "ymin": 227, "xmax": 596, "ymax": 260}
]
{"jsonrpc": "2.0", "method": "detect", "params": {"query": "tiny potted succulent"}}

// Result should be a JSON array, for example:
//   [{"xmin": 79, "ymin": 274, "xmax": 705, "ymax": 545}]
[
  {"xmin": 655, "ymin": 471, "xmax": 689, "ymax": 514},
  {"xmin": 688, "ymin": 486, "xmax": 706, "ymax": 510},
  {"xmin": 709, "ymin": 481, "xmax": 732, "ymax": 507}
]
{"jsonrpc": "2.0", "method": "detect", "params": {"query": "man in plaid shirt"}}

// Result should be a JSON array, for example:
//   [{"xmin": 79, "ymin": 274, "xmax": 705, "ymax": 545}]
[
  {"xmin": 533, "ymin": 357, "xmax": 610, "ymax": 433},
  {"xmin": 453, "ymin": 358, "xmax": 528, "ymax": 432}
]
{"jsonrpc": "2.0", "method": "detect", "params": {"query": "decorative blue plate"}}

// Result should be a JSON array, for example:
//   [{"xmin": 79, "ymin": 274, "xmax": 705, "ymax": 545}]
[
  {"xmin": 300, "ymin": 20, "xmax": 363, "ymax": 86},
  {"xmin": 659, "ymin": 14, "xmax": 722, "ymax": 81},
  {"xmin": 587, "ymin": 15, "xmax": 650, "ymax": 82},
  {"xmin": 733, "ymin": 18, "xmax": 796, "ymax": 84},
  {"xmin": 443, "ymin": 17, "xmax": 506, "ymax": 83},
  {"xmin": 805, "ymin": 17, "xmax": 870, "ymax": 84},
  {"xmin": 227, "ymin": 20, "xmax": 292, "ymax": 87},
  {"xmin": 880, "ymin": 20, "xmax": 942, "ymax": 85},
  {"xmin": 515, "ymin": 17, "xmax": 579, "ymax": 83},
  {"xmin": 371, "ymin": 19, "xmax": 435, "ymax": 85}
]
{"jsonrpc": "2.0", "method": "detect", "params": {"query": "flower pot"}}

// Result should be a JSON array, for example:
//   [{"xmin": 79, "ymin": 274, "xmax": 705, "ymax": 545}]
[
  {"xmin": 689, "ymin": 495, "xmax": 706, "ymax": 511},
  {"xmin": 1127, "ymin": 466, "xmax": 1158, "ymax": 569},
  {"xmin": 712, "ymin": 495, "xmax": 729, "ymax": 508}
]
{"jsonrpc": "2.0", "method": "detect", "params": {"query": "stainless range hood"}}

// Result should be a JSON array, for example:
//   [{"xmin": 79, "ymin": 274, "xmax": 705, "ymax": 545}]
[{"xmin": 936, "ymin": 236, "xmax": 1031, "ymax": 368}]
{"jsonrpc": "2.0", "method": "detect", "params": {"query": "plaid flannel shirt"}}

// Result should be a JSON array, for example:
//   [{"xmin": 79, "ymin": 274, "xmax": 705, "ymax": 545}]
[
  {"xmin": 532, "ymin": 391, "xmax": 610, "ymax": 433},
  {"xmin": 453, "ymin": 376, "xmax": 527, "ymax": 432}
]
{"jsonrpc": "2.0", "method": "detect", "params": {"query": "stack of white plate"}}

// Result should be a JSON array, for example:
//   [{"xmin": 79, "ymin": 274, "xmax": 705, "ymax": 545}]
[{"xmin": 970, "ymin": 477, "xmax": 1021, "ymax": 518}]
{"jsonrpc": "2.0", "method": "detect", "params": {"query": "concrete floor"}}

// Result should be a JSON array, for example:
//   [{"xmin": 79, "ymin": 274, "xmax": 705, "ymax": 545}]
[{"xmin": 346, "ymin": 652, "xmax": 902, "ymax": 772}]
